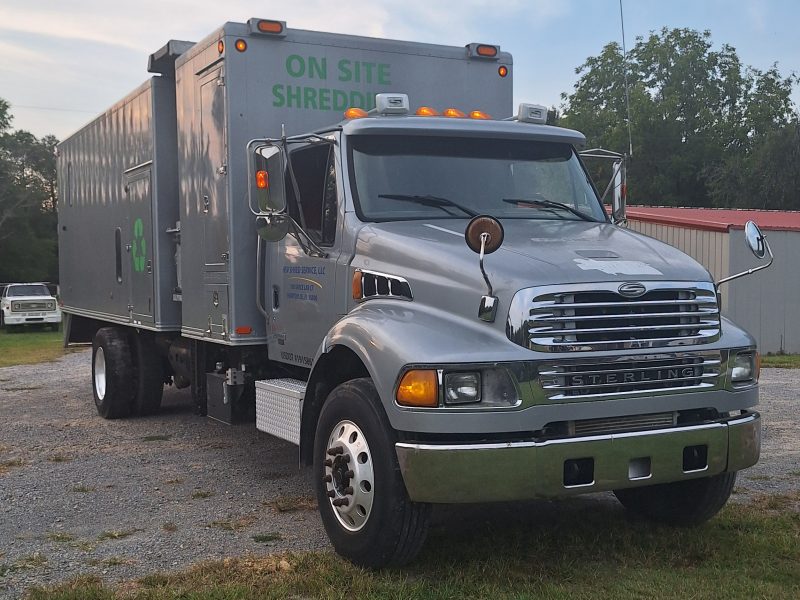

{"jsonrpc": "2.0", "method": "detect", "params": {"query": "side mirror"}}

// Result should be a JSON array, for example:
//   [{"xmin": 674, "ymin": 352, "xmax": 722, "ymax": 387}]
[
  {"xmin": 256, "ymin": 213, "xmax": 290, "ymax": 242},
  {"xmin": 744, "ymin": 220, "xmax": 766, "ymax": 259},
  {"xmin": 716, "ymin": 220, "xmax": 774, "ymax": 287},
  {"xmin": 611, "ymin": 158, "xmax": 626, "ymax": 224},
  {"xmin": 464, "ymin": 215, "xmax": 504, "ymax": 322},
  {"xmin": 249, "ymin": 142, "xmax": 286, "ymax": 213}
]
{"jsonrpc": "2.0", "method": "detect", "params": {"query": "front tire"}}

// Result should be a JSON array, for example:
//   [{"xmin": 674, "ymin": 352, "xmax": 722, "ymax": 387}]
[
  {"xmin": 92, "ymin": 327, "xmax": 134, "ymax": 419},
  {"xmin": 314, "ymin": 378, "xmax": 430, "ymax": 568},
  {"xmin": 614, "ymin": 472, "xmax": 736, "ymax": 526}
]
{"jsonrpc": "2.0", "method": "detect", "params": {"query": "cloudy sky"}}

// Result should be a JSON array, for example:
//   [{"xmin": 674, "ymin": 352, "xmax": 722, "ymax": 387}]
[{"xmin": 1, "ymin": 0, "xmax": 797, "ymax": 140}]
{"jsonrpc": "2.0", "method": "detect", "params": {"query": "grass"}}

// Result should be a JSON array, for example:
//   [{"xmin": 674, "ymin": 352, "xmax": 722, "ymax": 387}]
[
  {"xmin": 97, "ymin": 529, "xmax": 141, "ymax": 542},
  {"xmin": 71, "ymin": 485, "xmax": 95, "ymax": 493},
  {"xmin": 266, "ymin": 495, "xmax": 317, "ymax": 513},
  {"xmin": 208, "ymin": 515, "xmax": 258, "ymax": 532},
  {"xmin": 162, "ymin": 523, "xmax": 178, "ymax": 533},
  {"xmin": 47, "ymin": 532, "xmax": 77, "ymax": 543},
  {"xmin": 86, "ymin": 557, "xmax": 133, "ymax": 568},
  {"xmin": 0, "ymin": 458, "xmax": 25, "ymax": 475},
  {"xmin": 191, "ymin": 490, "xmax": 214, "ymax": 499},
  {"xmin": 48, "ymin": 453, "xmax": 74, "ymax": 463},
  {"xmin": 0, "ymin": 327, "xmax": 64, "ymax": 368},
  {"xmin": 141, "ymin": 435, "xmax": 170, "ymax": 442},
  {"xmin": 25, "ymin": 494, "xmax": 800, "ymax": 599},
  {"xmin": 251, "ymin": 533, "xmax": 283, "ymax": 544},
  {"xmin": 760, "ymin": 353, "xmax": 800, "ymax": 368}
]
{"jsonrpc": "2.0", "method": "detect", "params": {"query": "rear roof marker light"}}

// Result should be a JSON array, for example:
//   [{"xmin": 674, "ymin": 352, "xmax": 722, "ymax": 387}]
[
  {"xmin": 247, "ymin": 18, "xmax": 287, "ymax": 36},
  {"xmin": 466, "ymin": 43, "xmax": 500, "ymax": 60}
]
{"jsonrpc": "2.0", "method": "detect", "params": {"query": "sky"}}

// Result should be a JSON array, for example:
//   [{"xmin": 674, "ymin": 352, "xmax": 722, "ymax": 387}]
[{"xmin": 1, "ymin": 0, "xmax": 798, "ymax": 140}]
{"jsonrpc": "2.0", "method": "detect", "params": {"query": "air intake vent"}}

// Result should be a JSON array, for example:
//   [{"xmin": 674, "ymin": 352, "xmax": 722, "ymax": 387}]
[{"xmin": 353, "ymin": 269, "xmax": 412, "ymax": 302}]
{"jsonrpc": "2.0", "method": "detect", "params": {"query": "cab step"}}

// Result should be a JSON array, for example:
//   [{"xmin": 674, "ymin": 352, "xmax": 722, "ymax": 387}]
[{"xmin": 254, "ymin": 378, "xmax": 306, "ymax": 445}]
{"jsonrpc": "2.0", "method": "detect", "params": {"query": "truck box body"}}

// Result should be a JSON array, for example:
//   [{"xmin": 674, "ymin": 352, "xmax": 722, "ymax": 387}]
[
  {"xmin": 59, "ymin": 21, "xmax": 512, "ymax": 344},
  {"xmin": 57, "ymin": 77, "xmax": 180, "ymax": 330},
  {"xmin": 173, "ymin": 22, "xmax": 512, "ymax": 344}
]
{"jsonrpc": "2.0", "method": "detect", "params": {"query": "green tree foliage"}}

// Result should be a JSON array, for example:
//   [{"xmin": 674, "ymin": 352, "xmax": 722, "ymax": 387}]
[
  {"xmin": 560, "ymin": 28, "xmax": 798, "ymax": 208},
  {"xmin": 0, "ymin": 99, "xmax": 59, "ymax": 282}
]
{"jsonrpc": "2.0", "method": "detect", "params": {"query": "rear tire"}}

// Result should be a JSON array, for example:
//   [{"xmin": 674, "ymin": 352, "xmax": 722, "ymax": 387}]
[
  {"xmin": 92, "ymin": 327, "xmax": 134, "ymax": 419},
  {"xmin": 614, "ymin": 472, "xmax": 736, "ymax": 526},
  {"xmin": 132, "ymin": 333, "xmax": 164, "ymax": 416},
  {"xmin": 314, "ymin": 378, "xmax": 430, "ymax": 568}
]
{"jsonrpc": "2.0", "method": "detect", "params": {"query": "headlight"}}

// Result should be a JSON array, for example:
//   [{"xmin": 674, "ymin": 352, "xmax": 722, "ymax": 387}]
[
  {"xmin": 731, "ymin": 352, "xmax": 757, "ymax": 383},
  {"xmin": 12, "ymin": 302, "xmax": 20, "ymax": 311},
  {"xmin": 444, "ymin": 372, "xmax": 481, "ymax": 405},
  {"xmin": 48, "ymin": 301, "xmax": 55, "ymax": 310}
]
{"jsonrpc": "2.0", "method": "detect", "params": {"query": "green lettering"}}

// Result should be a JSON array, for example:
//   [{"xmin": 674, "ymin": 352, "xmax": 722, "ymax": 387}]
[
  {"xmin": 286, "ymin": 55, "xmax": 305, "ymax": 78},
  {"xmin": 337, "ymin": 59, "xmax": 352, "ymax": 82},
  {"xmin": 333, "ymin": 89, "xmax": 348, "ymax": 110},
  {"xmin": 318, "ymin": 88, "xmax": 331, "ymax": 111},
  {"xmin": 308, "ymin": 56, "xmax": 327, "ymax": 79},
  {"xmin": 286, "ymin": 85, "xmax": 301, "ymax": 107},
  {"xmin": 363, "ymin": 62, "xmax": 375, "ymax": 83},
  {"xmin": 349, "ymin": 91, "xmax": 365, "ymax": 109},
  {"xmin": 304, "ymin": 87, "xmax": 317, "ymax": 109},
  {"xmin": 378, "ymin": 63, "xmax": 390, "ymax": 85},
  {"xmin": 272, "ymin": 84, "xmax": 285, "ymax": 107}
]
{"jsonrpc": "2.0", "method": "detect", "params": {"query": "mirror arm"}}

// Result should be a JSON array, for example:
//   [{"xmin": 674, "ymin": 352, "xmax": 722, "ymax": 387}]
[
  {"xmin": 716, "ymin": 237, "xmax": 774, "ymax": 288},
  {"xmin": 288, "ymin": 217, "xmax": 329, "ymax": 259},
  {"xmin": 255, "ymin": 235, "xmax": 268, "ymax": 318},
  {"xmin": 283, "ymin": 144, "xmax": 309, "ymax": 231}
]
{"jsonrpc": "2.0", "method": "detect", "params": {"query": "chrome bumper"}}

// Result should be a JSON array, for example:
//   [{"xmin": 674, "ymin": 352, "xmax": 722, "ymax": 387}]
[{"xmin": 396, "ymin": 412, "xmax": 760, "ymax": 503}]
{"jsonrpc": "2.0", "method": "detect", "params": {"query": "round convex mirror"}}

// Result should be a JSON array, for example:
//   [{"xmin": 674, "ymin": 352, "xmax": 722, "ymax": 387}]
[
  {"xmin": 744, "ymin": 220, "xmax": 766, "ymax": 259},
  {"xmin": 256, "ymin": 214, "xmax": 290, "ymax": 242}
]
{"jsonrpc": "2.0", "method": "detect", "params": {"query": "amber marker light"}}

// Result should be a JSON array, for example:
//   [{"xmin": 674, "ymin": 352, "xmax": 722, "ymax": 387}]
[
  {"xmin": 396, "ymin": 370, "xmax": 439, "ymax": 407},
  {"xmin": 344, "ymin": 107, "xmax": 368, "ymax": 119},
  {"xmin": 498, "ymin": 65, "xmax": 508, "ymax": 78},
  {"xmin": 255, "ymin": 170, "xmax": 269, "ymax": 189},
  {"xmin": 256, "ymin": 19, "xmax": 284, "ymax": 34},
  {"xmin": 443, "ymin": 108, "xmax": 466, "ymax": 118},
  {"xmin": 476, "ymin": 44, "xmax": 498, "ymax": 57},
  {"xmin": 469, "ymin": 110, "xmax": 492, "ymax": 120},
  {"xmin": 352, "ymin": 270, "xmax": 363, "ymax": 300},
  {"xmin": 415, "ymin": 106, "xmax": 439, "ymax": 117},
  {"xmin": 235, "ymin": 326, "xmax": 253, "ymax": 335},
  {"xmin": 217, "ymin": 40, "xmax": 225, "ymax": 54},
  {"xmin": 235, "ymin": 39, "xmax": 248, "ymax": 52}
]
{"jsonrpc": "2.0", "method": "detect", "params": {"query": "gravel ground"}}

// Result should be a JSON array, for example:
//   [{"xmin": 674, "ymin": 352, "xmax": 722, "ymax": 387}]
[{"xmin": 0, "ymin": 350, "xmax": 797, "ymax": 597}]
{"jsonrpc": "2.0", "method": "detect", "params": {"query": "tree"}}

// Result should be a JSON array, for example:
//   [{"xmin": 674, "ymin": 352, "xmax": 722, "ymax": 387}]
[
  {"xmin": 0, "ymin": 99, "xmax": 60, "ymax": 282},
  {"xmin": 560, "ymin": 28, "xmax": 798, "ymax": 208}
]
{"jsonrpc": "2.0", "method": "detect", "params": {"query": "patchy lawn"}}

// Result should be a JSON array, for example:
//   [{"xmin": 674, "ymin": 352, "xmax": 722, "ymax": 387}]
[
  {"xmin": 761, "ymin": 353, "xmax": 800, "ymax": 368},
  {"xmin": 0, "ymin": 328, "xmax": 64, "ymax": 368}
]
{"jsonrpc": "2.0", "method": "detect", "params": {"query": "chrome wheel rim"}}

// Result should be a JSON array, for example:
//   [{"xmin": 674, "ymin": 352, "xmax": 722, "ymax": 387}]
[
  {"xmin": 324, "ymin": 420, "xmax": 374, "ymax": 532},
  {"xmin": 94, "ymin": 347, "xmax": 106, "ymax": 400}
]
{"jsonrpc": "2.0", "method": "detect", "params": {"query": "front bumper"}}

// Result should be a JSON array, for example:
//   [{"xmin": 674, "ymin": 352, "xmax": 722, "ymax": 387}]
[
  {"xmin": 396, "ymin": 411, "xmax": 760, "ymax": 503},
  {"xmin": 4, "ymin": 312, "xmax": 61, "ymax": 325}
]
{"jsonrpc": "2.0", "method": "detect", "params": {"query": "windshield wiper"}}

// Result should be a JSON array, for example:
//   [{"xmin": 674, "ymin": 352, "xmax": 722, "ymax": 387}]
[
  {"xmin": 378, "ymin": 194, "xmax": 478, "ymax": 217},
  {"xmin": 502, "ymin": 198, "xmax": 597, "ymax": 222}
]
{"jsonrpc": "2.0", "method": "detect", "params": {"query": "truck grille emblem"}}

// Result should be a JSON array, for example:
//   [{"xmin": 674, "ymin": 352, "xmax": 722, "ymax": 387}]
[{"xmin": 618, "ymin": 282, "xmax": 646, "ymax": 298}]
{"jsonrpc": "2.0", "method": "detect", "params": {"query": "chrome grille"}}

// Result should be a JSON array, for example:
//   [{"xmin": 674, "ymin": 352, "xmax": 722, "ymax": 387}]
[
  {"xmin": 15, "ymin": 301, "xmax": 51, "ymax": 311},
  {"xmin": 507, "ymin": 282, "xmax": 720, "ymax": 352},
  {"xmin": 539, "ymin": 352, "xmax": 722, "ymax": 401}
]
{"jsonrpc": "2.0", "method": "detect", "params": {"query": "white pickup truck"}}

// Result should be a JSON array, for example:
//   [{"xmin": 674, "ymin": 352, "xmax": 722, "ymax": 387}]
[{"xmin": 0, "ymin": 283, "xmax": 61, "ymax": 331}]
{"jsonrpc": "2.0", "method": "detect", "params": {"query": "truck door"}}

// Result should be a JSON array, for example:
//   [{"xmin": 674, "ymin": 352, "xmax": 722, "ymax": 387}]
[
  {"xmin": 125, "ymin": 168, "xmax": 155, "ymax": 325},
  {"xmin": 269, "ymin": 143, "xmax": 342, "ymax": 368}
]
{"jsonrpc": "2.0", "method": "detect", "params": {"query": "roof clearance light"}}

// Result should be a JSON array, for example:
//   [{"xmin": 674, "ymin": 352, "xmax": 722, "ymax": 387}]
[
  {"xmin": 344, "ymin": 107, "xmax": 368, "ymax": 119},
  {"xmin": 469, "ymin": 110, "xmax": 492, "ymax": 120},
  {"xmin": 476, "ymin": 44, "xmax": 498, "ymax": 57},
  {"xmin": 415, "ymin": 106, "xmax": 439, "ymax": 116},
  {"xmin": 235, "ymin": 326, "xmax": 253, "ymax": 335},
  {"xmin": 517, "ymin": 103, "xmax": 548, "ymax": 124},
  {"xmin": 217, "ymin": 40, "xmax": 224, "ymax": 54},
  {"xmin": 235, "ymin": 39, "xmax": 248, "ymax": 52},
  {"xmin": 255, "ymin": 170, "xmax": 269, "ymax": 189},
  {"xmin": 443, "ymin": 108, "xmax": 466, "ymax": 118},
  {"xmin": 498, "ymin": 65, "xmax": 508, "ymax": 78},
  {"xmin": 257, "ymin": 19, "xmax": 284, "ymax": 34}
]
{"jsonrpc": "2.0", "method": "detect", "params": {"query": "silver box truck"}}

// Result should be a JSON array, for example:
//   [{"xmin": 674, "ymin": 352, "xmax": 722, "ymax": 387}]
[{"xmin": 58, "ymin": 19, "xmax": 771, "ymax": 567}]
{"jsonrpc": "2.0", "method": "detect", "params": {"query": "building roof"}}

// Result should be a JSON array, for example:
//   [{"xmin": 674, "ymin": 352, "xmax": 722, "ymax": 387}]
[{"xmin": 625, "ymin": 206, "xmax": 800, "ymax": 233}]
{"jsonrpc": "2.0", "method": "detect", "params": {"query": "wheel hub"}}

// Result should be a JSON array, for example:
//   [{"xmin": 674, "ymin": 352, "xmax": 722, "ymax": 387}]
[
  {"xmin": 94, "ymin": 347, "xmax": 107, "ymax": 400},
  {"xmin": 323, "ymin": 420, "xmax": 374, "ymax": 531}
]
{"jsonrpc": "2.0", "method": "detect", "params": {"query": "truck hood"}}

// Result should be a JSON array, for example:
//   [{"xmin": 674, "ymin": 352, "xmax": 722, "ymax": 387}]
[{"xmin": 354, "ymin": 219, "xmax": 712, "ymax": 291}]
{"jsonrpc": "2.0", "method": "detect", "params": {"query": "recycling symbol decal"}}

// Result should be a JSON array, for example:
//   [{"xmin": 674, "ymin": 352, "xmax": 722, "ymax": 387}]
[{"xmin": 132, "ymin": 218, "xmax": 147, "ymax": 272}]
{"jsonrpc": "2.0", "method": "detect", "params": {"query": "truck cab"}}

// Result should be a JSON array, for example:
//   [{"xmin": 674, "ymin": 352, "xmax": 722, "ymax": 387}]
[
  {"xmin": 249, "ymin": 94, "xmax": 763, "ymax": 566},
  {"xmin": 1, "ymin": 283, "xmax": 61, "ymax": 330}
]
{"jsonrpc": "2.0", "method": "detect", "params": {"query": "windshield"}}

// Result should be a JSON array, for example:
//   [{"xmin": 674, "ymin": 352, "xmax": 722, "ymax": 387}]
[
  {"xmin": 8, "ymin": 285, "xmax": 49, "ymax": 297},
  {"xmin": 349, "ymin": 135, "xmax": 606, "ymax": 222}
]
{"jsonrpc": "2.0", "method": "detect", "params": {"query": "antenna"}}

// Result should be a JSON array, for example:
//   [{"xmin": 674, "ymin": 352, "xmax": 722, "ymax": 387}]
[{"xmin": 619, "ymin": 0, "xmax": 633, "ymax": 158}]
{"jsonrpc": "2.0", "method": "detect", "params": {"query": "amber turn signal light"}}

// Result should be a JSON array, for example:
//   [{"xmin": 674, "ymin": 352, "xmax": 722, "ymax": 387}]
[
  {"xmin": 235, "ymin": 39, "xmax": 248, "ymax": 52},
  {"xmin": 352, "ymin": 270, "xmax": 363, "ymax": 300},
  {"xmin": 255, "ymin": 170, "xmax": 268, "ymax": 189},
  {"xmin": 396, "ymin": 370, "xmax": 438, "ymax": 407},
  {"xmin": 498, "ymin": 65, "xmax": 508, "ymax": 78}
]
